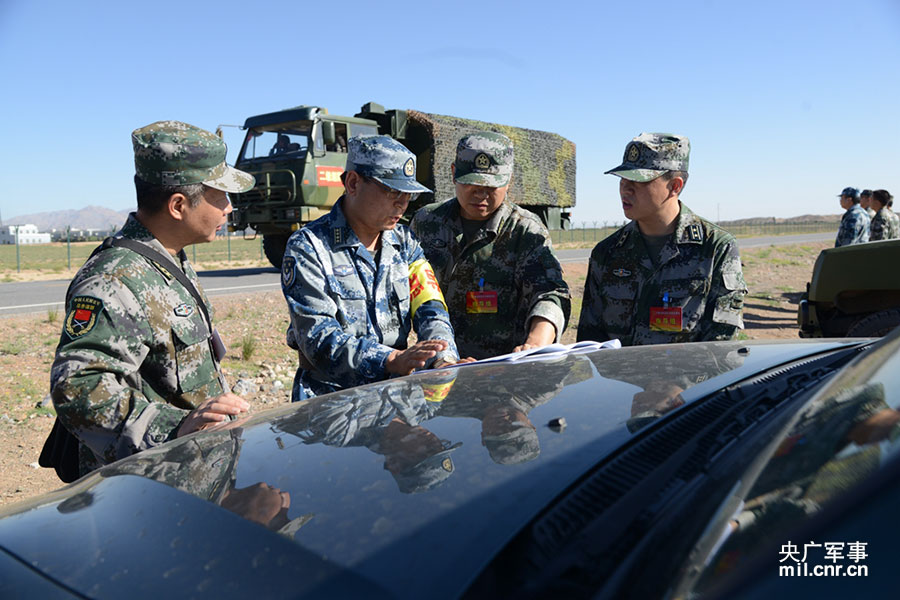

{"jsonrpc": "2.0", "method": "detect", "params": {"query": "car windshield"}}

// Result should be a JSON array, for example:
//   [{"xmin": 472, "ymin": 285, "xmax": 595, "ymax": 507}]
[
  {"xmin": 677, "ymin": 330, "xmax": 900, "ymax": 596},
  {"xmin": 239, "ymin": 124, "xmax": 311, "ymax": 161}
]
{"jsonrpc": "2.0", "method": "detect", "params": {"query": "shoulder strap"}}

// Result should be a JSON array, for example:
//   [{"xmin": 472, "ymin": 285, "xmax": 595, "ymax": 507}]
[{"xmin": 97, "ymin": 237, "xmax": 212, "ymax": 332}]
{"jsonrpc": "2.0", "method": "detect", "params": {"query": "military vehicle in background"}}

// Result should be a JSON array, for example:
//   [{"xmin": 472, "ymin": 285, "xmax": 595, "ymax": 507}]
[
  {"xmin": 797, "ymin": 239, "xmax": 900, "ymax": 337},
  {"xmin": 227, "ymin": 102, "xmax": 576, "ymax": 268}
]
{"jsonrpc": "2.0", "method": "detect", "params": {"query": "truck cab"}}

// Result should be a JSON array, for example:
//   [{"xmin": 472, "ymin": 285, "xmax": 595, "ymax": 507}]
[{"xmin": 229, "ymin": 106, "xmax": 379, "ymax": 267}]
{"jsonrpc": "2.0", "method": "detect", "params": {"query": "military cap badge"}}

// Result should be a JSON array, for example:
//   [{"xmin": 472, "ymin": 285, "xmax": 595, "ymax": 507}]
[
  {"xmin": 626, "ymin": 144, "xmax": 640, "ymax": 163},
  {"xmin": 403, "ymin": 158, "xmax": 415, "ymax": 177},
  {"xmin": 474, "ymin": 153, "xmax": 491, "ymax": 171}
]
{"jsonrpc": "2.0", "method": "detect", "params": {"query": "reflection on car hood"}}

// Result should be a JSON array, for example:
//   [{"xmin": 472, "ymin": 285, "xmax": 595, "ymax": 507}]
[{"xmin": 0, "ymin": 339, "xmax": 860, "ymax": 597}]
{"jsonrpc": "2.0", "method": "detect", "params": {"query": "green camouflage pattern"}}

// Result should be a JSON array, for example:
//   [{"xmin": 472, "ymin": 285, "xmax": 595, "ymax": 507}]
[
  {"xmin": 577, "ymin": 203, "xmax": 747, "ymax": 346},
  {"xmin": 132, "ymin": 120, "xmax": 255, "ymax": 193},
  {"xmin": 345, "ymin": 135, "xmax": 431, "ymax": 194},
  {"xmin": 50, "ymin": 213, "xmax": 224, "ymax": 476},
  {"xmin": 835, "ymin": 204, "xmax": 870, "ymax": 246},
  {"xmin": 605, "ymin": 133, "xmax": 690, "ymax": 182},
  {"xmin": 453, "ymin": 132, "xmax": 514, "ymax": 187},
  {"xmin": 411, "ymin": 199, "xmax": 570, "ymax": 359},
  {"xmin": 869, "ymin": 207, "xmax": 900, "ymax": 241},
  {"xmin": 406, "ymin": 110, "xmax": 575, "ymax": 208}
]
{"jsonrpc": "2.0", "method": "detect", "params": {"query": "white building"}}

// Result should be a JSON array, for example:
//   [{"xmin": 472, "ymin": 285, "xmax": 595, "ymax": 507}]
[{"xmin": 0, "ymin": 224, "xmax": 52, "ymax": 244}]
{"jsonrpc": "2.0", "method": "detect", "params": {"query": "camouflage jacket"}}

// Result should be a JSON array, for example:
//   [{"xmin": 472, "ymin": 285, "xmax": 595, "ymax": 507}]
[
  {"xmin": 50, "ymin": 213, "xmax": 224, "ymax": 476},
  {"xmin": 282, "ymin": 198, "xmax": 458, "ymax": 399},
  {"xmin": 835, "ymin": 204, "xmax": 870, "ymax": 247},
  {"xmin": 411, "ymin": 199, "xmax": 570, "ymax": 359},
  {"xmin": 870, "ymin": 207, "xmax": 899, "ymax": 241},
  {"xmin": 577, "ymin": 203, "xmax": 747, "ymax": 346}
]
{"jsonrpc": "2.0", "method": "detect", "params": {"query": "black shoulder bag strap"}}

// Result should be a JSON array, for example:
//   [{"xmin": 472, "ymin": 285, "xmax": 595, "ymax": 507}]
[{"xmin": 103, "ymin": 237, "xmax": 213, "ymax": 334}]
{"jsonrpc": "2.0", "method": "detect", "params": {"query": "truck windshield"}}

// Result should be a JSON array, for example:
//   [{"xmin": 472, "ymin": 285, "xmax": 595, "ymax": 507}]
[{"xmin": 239, "ymin": 125, "xmax": 311, "ymax": 161}]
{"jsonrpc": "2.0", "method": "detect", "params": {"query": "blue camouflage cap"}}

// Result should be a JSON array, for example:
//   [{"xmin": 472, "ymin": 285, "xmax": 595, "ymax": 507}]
[
  {"xmin": 605, "ymin": 133, "xmax": 690, "ymax": 182},
  {"xmin": 345, "ymin": 135, "xmax": 431, "ymax": 194},
  {"xmin": 454, "ymin": 132, "xmax": 514, "ymax": 187},
  {"xmin": 838, "ymin": 187, "xmax": 860, "ymax": 199},
  {"xmin": 132, "ymin": 121, "xmax": 255, "ymax": 193}
]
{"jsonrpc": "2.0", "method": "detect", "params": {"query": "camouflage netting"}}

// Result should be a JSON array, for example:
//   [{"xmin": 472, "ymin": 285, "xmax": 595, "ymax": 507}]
[{"xmin": 405, "ymin": 110, "xmax": 576, "ymax": 208}]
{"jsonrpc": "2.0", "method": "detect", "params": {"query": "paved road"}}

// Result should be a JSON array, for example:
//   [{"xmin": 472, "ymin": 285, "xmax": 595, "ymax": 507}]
[{"xmin": 0, "ymin": 232, "xmax": 835, "ymax": 317}]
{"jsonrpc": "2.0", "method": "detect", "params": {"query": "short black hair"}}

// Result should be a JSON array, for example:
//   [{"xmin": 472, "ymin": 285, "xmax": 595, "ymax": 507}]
[
  {"xmin": 134, "ymin": 176, "xmax": 205, "ymax": 214},
  {"xmin": 872, "ymin": 189, "xmax": 893, "ymax": 209},
  {"xmin": 661, "ymin": 170, "xmax": 689, "ymax": 192}
]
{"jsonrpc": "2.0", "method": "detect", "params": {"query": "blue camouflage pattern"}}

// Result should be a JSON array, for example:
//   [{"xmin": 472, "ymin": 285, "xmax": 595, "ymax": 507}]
[
  {"xmin": 835, "ymin": 204, "xmax": 870, "ymax": 247},
  {"xmin": 282, "ymin": 198, "xmax": 458, "ymax": 399}
]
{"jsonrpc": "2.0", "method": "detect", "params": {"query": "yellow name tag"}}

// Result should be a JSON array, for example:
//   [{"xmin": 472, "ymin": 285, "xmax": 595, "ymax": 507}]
[{"xmin": 408, "ymin": 259, "xmax": 446, "ymax": 316}]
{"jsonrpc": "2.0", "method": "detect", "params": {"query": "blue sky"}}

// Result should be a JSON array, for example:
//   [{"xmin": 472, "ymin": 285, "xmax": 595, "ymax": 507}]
[{"xmin": 1, "ymin": 0, "xmax": 898, "ymax": 226}]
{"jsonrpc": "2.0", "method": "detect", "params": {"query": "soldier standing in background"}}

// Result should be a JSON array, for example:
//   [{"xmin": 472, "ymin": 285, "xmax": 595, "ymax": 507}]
[
  {"xmin": 869, "ymin": 189, "xmax": 899, "ymax": 241},
  {"xmin": 281, "ymin": 136, "xmax": 461, "ymax": 400},
  {"xmin": 860, "ymin": 189, "xmax": 876, "ymax": 219},
  {"xmin": 411, "ymin": 132, "xmax": 570, "ymax": 359},
  {"xmin": 834, "ymin": 187, "xmax": 870, "ymax": 246},
  {"xmin": 41, "ymin": 121, "xmax": 254, "ymax": 481},
  {"xmin": 577, "ymin": 133, "xmax": 746, "ymax": 346}
]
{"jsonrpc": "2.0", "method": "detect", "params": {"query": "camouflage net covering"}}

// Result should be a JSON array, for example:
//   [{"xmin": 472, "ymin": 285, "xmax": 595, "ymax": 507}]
[{"xmin": 407, "ymin": 110, "xmax": 576, "ymax": 208}]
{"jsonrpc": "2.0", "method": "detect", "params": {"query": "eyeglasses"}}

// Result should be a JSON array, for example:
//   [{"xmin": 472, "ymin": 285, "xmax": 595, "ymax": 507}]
[{"xmin": 362, "ymin": 175, "xmax": 419, "ymax": 203}]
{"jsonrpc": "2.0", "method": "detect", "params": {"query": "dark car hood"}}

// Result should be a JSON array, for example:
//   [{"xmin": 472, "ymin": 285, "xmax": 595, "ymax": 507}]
[{"xmin": 0, "ymin": 339, "xmax": 860, "ymax": 598}]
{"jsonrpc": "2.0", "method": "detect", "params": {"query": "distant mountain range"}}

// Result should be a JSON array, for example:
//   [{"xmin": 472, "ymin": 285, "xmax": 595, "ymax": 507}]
[
  {"xmin": 1, "ymin": 206, "xmax": 843, "ymax": 232},
  {"xmin": 2, "ymin": 206, "xmax": 132, "ymax": 232}
]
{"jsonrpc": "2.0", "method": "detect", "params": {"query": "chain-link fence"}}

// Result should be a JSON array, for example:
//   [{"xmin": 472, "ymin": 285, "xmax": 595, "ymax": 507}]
[
  {"xmin": 0, "ymin": 219, "xmax": 840, "ymax": 274},
  {"xmin": 0, "ymin": 231, "xmax": 269, "ymax": 274},
  {"xmin": 550, "ymin": 219, "xmax": 839, "ymax": 245}
]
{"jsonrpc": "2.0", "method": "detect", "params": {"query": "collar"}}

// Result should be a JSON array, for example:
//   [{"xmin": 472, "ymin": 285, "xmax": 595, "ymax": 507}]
[
  {"xmin": 450, "ymin": 198, "xmax": 512, "ymax": 238},
  {"xmin": 615, "ymin": 202, "xmax": 704, "ymax": 248},
  {"xmin": 327, "ymin": 196, "xmax": 402, "ymax": 251},
  {"xmin": 118, "ymin": 212, "xmax": 184, "ymax": 272}
]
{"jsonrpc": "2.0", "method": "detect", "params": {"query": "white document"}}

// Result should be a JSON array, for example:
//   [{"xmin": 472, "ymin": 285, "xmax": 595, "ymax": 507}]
[{"xmin": 446, "ymin": 339, "xmax": 621, "ymax": 368}]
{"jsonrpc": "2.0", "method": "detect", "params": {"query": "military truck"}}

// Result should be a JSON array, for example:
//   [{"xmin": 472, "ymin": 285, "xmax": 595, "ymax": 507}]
[
  {"xmin": 227, "ymin": 102, "xmax": 576, "ymax": 268},
  {"xmin": 797, "ymin": 239, "xmax": 900, "ymax": 337}
]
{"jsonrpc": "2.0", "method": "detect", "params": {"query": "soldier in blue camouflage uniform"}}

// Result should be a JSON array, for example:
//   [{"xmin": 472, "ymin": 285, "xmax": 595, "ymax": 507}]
[
  {"xmin": 410, "ymin": 132, "xmax": 570, "ymax": 359},
  {"xmin": 282, "ymin": 136, "xmax": 460, "ymax": 400},
  {"xmin": 860, "ymin": 189, "xmax": 876, "ymax": 219},
  {"xmin": 869, "ymin": 189, "xmax": 899, "ymax": 241},
  {"xmin": 834, "ymin": 186, "xmax": 870, "ymax": 246},
  {"xmin": 43, "ymin": 121, "xmax": 255, "ymax": 480},
  {"xmin": 577, "ymin": 133, "xmax": 747, "ymax": 346}
]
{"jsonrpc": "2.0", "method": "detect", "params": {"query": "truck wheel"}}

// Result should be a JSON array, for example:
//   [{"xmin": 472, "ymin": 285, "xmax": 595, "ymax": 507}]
[
  {"xmin": 846, "ymin": 309, "xmax": 900, "ymax": 337},
  {"xmin": 263, "ymin": 234, "xmax": 290, "ymax": 270}
]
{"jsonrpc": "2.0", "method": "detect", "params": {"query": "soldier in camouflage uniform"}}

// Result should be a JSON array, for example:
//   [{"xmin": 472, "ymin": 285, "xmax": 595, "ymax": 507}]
[
  {"xmin": 860, "ymin": 189, "xmax": 876, "ymax": 219},
  {"xmin": 282, "ymin": 136, "xmax": 460, "ymax": 400},
  {"xmin": 834, "ymin": 186, "xmax": 870, "ymax": 246},
  {"xmin": 43, "ymin": 121, "xmax": 255, "ymax": 480},
  {"xmin": 869, "ymin": 189, "xmax": 899, "ymax": 241},
  {"xmin": 410, "ymin": 132, "xmax": 570, "ymax": 359},
  {"xmin": 577, "ymin": 133, "xmax": 747, "ymax": 346}
]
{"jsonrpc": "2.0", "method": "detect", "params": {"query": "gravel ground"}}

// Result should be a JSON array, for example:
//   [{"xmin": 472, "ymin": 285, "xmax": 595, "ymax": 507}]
[{"xmin": 0, "ymin": 241, "xmax": 831, "ymax": 507}]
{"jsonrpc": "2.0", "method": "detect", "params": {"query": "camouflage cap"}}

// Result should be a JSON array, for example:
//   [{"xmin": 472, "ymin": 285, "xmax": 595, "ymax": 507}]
[
  {"xmin": 346, "ymin": 135, "xmax": 431, "ymax": 194},
  {"xmin": 390, "ymin": 441, "xmax": 461, "ymax": 494},
  {"xmin": 860, "ymin": 189, "xmax": 873, "ymax": 198},
  {"xmin": 453, "ymin": 132, "xmax": 514, "ymax": 187},
  {"xmin": 605, "ymin": 133, "xmax": 690, "ymax": 182},
  {"xmin": 132, "ymin": 120, "xmax": 255, "ymax": 193},
  {"xmin": 838, "ymin": 187, "xmax": 860, "ymax": 199}
]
